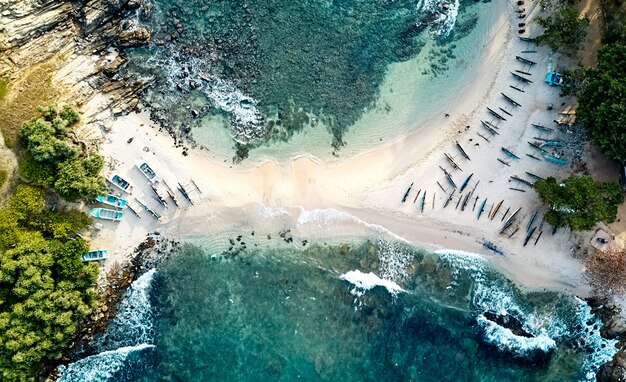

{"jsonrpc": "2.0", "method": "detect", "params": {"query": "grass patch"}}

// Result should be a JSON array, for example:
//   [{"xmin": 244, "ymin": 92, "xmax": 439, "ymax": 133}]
[
  {"xmin": 0, "ymin": 56, "xmax": 61, "ymax": 148},
  {"xmin": 0, "ymin": 169, "xmax": 7, "ymax": 188}
]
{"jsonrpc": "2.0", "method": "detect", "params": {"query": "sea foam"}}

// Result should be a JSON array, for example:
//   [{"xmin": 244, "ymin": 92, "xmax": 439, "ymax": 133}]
[{"xmin": 340, "ymin": 269, "xmax": 405, "ymax": 296}]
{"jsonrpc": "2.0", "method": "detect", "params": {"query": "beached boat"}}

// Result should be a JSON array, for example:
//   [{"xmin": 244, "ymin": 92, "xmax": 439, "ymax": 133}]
[
  {"xmin": 135, "ymin": 158, "xmax": 161, "ymax": 183},
  {"xmin": 96, "ymin": 194, "xmax": 127, "ymax": 209},
  {"xmin": 105, "ymin": 172, "xmax": 133, "ymax": 194},
  {"xmin": 477, "ymin": 198, "xmax": 487, "ymax": 219},
  {"xmin": 460, "ymin": 173, "xmax": 473, "ymax": 192},
  {"xmin": 490, "ymin": 200, "xmax": 503, "ymax": 220},
  {"xmin": 501, "ymin": 147, "xmax": 520, "ymax": 159},
  {"xmin": 89, "ymin": 208, "xmax": 123, "ymax": 222},
  {"xmin": 81, "ymin": 249, "xmax": 108, "ymax": 262}
]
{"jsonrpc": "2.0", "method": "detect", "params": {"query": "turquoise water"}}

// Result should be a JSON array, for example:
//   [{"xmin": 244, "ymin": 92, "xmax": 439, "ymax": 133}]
[
  {"xmin": 59, "ymin": 239, "xmax": 617, "ymax": 381},
  {"xmin": 123, "ymin": 0, "xmax": 492, "ymax": 161}
]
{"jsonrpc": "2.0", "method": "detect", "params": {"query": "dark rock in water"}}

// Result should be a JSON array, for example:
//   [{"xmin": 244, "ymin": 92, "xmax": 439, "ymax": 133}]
[
  {"xmin": 483, "ymin": 311, "xmax": 533, "ymax": 338},
  {"xmin": 191, "ymin": 109, "xmax": 199, "ymax": 118},
  {"xmin": 587, "ymin": 296, "xmax": 626, "ymax": 339},
  {"xmin": 597, "ymin": 348, "xmax": 626, "ymax": 382},
  {"xmin": 117, "ymin": 26, "xmax": 151, "ymax": 48}
]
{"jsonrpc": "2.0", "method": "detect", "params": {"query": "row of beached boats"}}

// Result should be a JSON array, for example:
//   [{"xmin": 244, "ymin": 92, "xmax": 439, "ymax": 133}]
[{"xmin": 83, "ymin": 158, "xmax": 161, "ymax": 262}]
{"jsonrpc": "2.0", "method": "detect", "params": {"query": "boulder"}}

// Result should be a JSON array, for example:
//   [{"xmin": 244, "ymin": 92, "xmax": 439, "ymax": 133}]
[{"xmin": 117, "ymin": 26, "xmax": 151, "ymax": 48}]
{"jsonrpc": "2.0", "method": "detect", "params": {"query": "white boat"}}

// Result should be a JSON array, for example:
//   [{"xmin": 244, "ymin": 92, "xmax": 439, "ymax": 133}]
[
  {"xmin": 105, "ymin": 172, "xmax": 133, "ymax": 194},
  {"xmin": 135, "ymin": 158, "xmax": 161, "ymax": 183},
  {"xmin": 82, "ymin": 249, "xmax": 108, "ymax": 262}
]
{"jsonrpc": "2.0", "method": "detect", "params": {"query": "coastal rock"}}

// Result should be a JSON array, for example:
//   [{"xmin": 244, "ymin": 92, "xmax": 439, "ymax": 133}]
[
  {"xmin": 598, "ymin": 348, "xmax": 626, "ymax": 382},
  {"xmin": 117, "ymin": 26, "xmax": 151, "ymax": 48}
]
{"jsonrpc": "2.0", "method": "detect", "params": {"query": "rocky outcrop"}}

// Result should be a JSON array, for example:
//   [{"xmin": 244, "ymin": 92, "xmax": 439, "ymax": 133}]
[
  {"xmin": 0, "ymin": 0, "xmax": 154, "ymax": 140},
  {"xmin": 117, "ymin": 25, "xmax": 151, "ymax": 48},
  {"xmin": 589, "ymin": 297, "xmax": 626, "ymax": 381}
]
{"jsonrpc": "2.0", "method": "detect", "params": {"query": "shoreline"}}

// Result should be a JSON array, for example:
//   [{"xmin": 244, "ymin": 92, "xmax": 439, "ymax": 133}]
[{"xmin": 89, "ymin": 0, "xmax": 591, "ymax": 300}]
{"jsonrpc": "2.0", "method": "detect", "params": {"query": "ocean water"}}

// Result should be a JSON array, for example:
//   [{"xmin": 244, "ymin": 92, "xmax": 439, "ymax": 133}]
[
  {"xmin": 59, "ymin": 239, "xmax": 617, "ymax": 381},
  {"xmin": 123, "ymin": 0, "xmax": 500, "ymax": 162}
]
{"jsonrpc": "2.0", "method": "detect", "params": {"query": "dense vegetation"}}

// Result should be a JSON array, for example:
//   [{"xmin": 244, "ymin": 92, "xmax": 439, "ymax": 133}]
[
  {"xmin": 536, "ymin": 7, "xmax": 590, "ymax": 52},
  {"xmin": 0, "ymin": 184, "xmax": 98, "ymax": 381},
  {"xmin": 575, "ymin": 43, "xmax": 626, "ymax": 162},
  {"xmin": 535, "ymin": 175, "xmax": 623, "ymax": 230},
  {"xmin": 18, "ymin": 105, "xmax": 106, "ymax": 201}
]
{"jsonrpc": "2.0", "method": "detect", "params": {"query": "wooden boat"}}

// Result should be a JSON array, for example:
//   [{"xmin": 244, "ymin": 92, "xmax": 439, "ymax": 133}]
[
  {"xmin": 534, "ymin": 230, "xmax": 543, "ymax": 245},
  {"xmin": 499, "ymin": 107, "xmax": 513, "ymax": 117},
  {"xmin": 511, "ymin": 175, "xmax": 534, "ymax": 187},
  {"xmin": 527, "ymin": 141, "xmax": 547, "ymax": 153},
  {"xmin": 477, "ymin": 132, "xmax": 491, "ymax": 142},
  {"xmin": 455, "ymin": 194, "xmax": 463, "ymax": 209},
  {"xmin": 473, "ymin": 196, "xmax": 479, "ymax": 211},
  {"xmin": 150, "ymin": 185, "xmax": 168, "ymax": 209},
  {"xmin": 460, "ymin": 193, "xmax": 471, "ymax": 211},
  {"xmin": 445, "ymin": 153, "xmax": 462, "ymax": 171},
  {"xmin": 477, "ymin": 198, "xmax": 487, "ymax": 219},
  {"xmin": 503, "ymin": 207, "xmax": 522, "ymax": 228},
  {"xmin": 490, "ymin": 200, "xmax": 503, "ymax": 220},
  {"xmin": 482, "ymin": 120, "xmax": 499, "ymax": 130},
  {"xmin": 525, "ymin": 171, "xmax": 544, "ymax": 180},
  {"xmin": 167, "ymin": 190, "xmax": 180, "ymax": 208},
  {"xmin": 515, "ymin": 55, "xmax": 536, "ymax": 65},
  {"xmin": 402, "ymin": 182, "xmax": 414, "ymax": 203},
  {"xmin": 527, "ymin": 210, "xmax": 538, "ymax": 232},
  {"xmin": 125, "ymin": 203, "xmax": 141, "ymax": 218},
  {"xmin": 455, "ymin": 141, "xmax": 470, "ymax": 160},
  {"xmin": 518, "ymin": 36, "xmax": 535, "ymax": 42},
  {"xmin": 531, "ymin": 123, "xmax": 554, "ymax": 132},
  {"xmin": 460, "ymin": 173, "xmax": 473, "ymax": 192},
  {"xmin": 89, "ymin": 208, "xmax": 123, "ymax": 222},
  {"xmin": 96, "ymin": 194, "xmax": 127, "ymax": 209},
  {"xmin": 510, "ymin": 85, "xmax": 525, "ymax": 93},
  {"xmin": 487, "ymin": 107, "xmax": 507, "ymax": 121},
  {"xmin": 413, "ymin": 189, "xmax": 421, "ymax": 204},
  {"xmin": 178, "ymin": 183, "xmax": 194, "ymax": 205},
  {"xmin": 443, "ymin": 190, "xmax": 456, "ymax": 208},
  {"xmin": 105, "ymin": 172, "xmax": 133, "ymax": 194},
  {"xmin": 420, "ymin": 191, "xmax": 426, "ymax": 213},
  {"xmin": 481, "ymin": 121, "xmax": 500, "ymax": 136},
  {"xmin": 526, "ymin": 153, "xmax": 542, "ymax": 161},
  {"xmin": 81, "ymin": 249, "xmax": 108, "ymax": 262},
  {"xmin": 497, "ymin": 158, "xmax": 510, "ymax": 166},
  {"xmin": 511, "ymin": 72, "xmax": 533, "ymax": 83},
  {"xmin": 134, "ymin": 197, "xmax": 161, "ymax": 220},
  {"xmin": 501, "ymin": 93, "xmax": 521, "ymax": 107},
  {"xmin": 524, "ymin": 227, "xmax": 536, "ymax": 246},
  {"xmin": 135, "ymin": 157, "xmax": 161, "ymax": 183},
  {"xmin": 515, "ymin": 69, "xmax": 532, "ymax": 76}
]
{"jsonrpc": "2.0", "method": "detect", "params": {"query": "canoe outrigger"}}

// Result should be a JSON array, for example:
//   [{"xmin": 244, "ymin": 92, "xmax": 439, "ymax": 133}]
[
  {"xmin": 515, "ymin": 55, "xmax": 537, "ymax": 66},
  {"xmin": 81, "ymin": 249, "xmax": 108, "ymax": 262},
  {"xmin": 105, "ymin": 172, "xmax": 133, "ymax": 194},
  {"xmin": 511, "ymin": 72, "xmax": 533, "ymax": 83},
  {"xmin": 135, "ymin": 157, "xmax": 161, "ymax": 183},
  {"xmin": 501, "ymin": 93, "xmax": 521, "ymax": 107},
  {"xmin": 89, "ymin": 208, "xmax": 123, "ymax": 222},
  {"xmin": 96, "ymin": 194, "xmax": 127, "ymax": 209}
]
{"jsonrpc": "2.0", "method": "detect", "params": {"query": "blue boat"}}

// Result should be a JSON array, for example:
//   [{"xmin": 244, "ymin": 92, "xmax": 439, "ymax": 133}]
[
  {"xmin": 82, "ymin": 249, "xmax": 108, "ymax": 262},
  {"xmin": 477, "ymin": 198, "xmax": 487, "ymax": 219},
  {"xmin": 90, "ymin": 208, "xmax": 123, "ymax": 222},
  {"xmin": 96, "ymin": 194, "xmax": 127, "ymax": 209}
]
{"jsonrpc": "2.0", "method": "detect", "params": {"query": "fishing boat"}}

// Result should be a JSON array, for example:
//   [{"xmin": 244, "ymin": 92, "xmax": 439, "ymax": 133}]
[
  {"xmin": 487, "ymin": 107, "xmax": 507, "ymax": 121},
  {"xmin": 502, "ymin": 147, "xmax": 520, "ymax": 159},
  {"xmin": 95, "ymin": 194, "xmax": 127, "ymax": 209},
  {"xmin": 501, "ymin": 93, "xmax": 521, "ymax": 107},
  {"xmin": 420, "ymin": 191, "xmax": 426, "ymax": 213},
  {"xmin": 490, "ymin": 200, "xmax": 503, "ymax": 220},
  {"xmin": 515, "ymin": 55, "xmax": 537, "ymax": 65},
  {"xmin": 402, "ymin": 182, "xmax": 414, "ymax": 203},
  {"xmin": 531, "ymin": 123, "xmax": 554, "ymax": 132},
  {"xmin": 524, "ymin": 227, "xmax": 536, "ymax": 246},
  {"xmin": 445, "ymin": 153, "xmax": 462, "ymax": 171},
  {"xmin": 135, "ymin": 157, "xmax": 161, "ymax": 183},
  {"xmin": 460, "ymin": 173, "xmax": 473, "ymax": 192},
  {"xmin": 455, "ymin": 141, "xmax": 470, "ymax": 160},
  {"xmin": 81, "ymin": 249, "xmax": 108, "ymax": 262},
  {"xmin": 443, "ymin": 190, "xmax": 456, "ymax": 208},
  {"xmin": 89, "ymin": 208, "xmax": 123, "ymax": 222},
  {"xmin": 527, "ymin": 210, "xmax": 538, "ymax": 232},
  {"xmin": 477, "ymin": 198, "xmax": 487, "ymax": 219},
  {"xmin": 511, "ymin": 72, "xmax": 533, "ymax": 83},
  {"xmin": 105, "ymin": 172, "xmax": 133, "ymax": 194}
]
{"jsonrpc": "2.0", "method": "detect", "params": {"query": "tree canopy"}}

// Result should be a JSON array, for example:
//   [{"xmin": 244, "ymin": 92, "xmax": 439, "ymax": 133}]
[
  {"xmin": 534, "ymin": 175, "xmax": 624, "ymax": 231},
  {"xmin": 535, "ymin": 7, "xmax": 589, "ymax": 53},
  {"xmin": 0, "ymin": 185, "xmax": 97, "ymax": 381},
  {"xmin": 576, "ymin": 43, "xmax": 626, "ymax": 162},
  {"xmin": 18, "ymin": 105, "xmax": 106, "ymax": 201}
]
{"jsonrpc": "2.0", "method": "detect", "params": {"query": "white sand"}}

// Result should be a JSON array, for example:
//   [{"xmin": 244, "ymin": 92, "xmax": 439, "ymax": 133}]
[{"xmin": 89, "ymin": 4, "xmax": 590, "ymax": 296}]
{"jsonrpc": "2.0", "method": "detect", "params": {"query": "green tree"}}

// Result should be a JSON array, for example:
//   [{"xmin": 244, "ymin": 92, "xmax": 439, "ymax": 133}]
[
  {"xmin": 535, "ymin": 175, "xmax": 624, "ymax": 230},
  {"xmin": 536, "ymin": 7, "xmax": 589, "ymax": 53},
  {"xmin": 0, "ymin": 187, "xmax": 97, "ymax": 381},
  {"xmin": 54, "ymin": 157, "xmax": 106, "ymax": 201},
  {"xmin": 576, "ymin": 43, "xmax": 626, "ymax": 162}
]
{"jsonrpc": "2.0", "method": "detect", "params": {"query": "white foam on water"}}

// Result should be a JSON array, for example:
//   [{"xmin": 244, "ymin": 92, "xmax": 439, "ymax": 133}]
[
  {"xmin": 92, "ymin": 269, "xmax": 157, "ymax": 351},
  {"xmin": 57, "ymin": 344, "xmax": 155, "ymax": 382},
  {"xmin": 415, "ymin": 0, "xmax": 460, "ymax": 36},
  {"xmin": 477, "ymin": 315, "xmax": 556, "ymax": 354},
  {"xmin": 340, "ymin": 270, "xmax": 405, "ymax": 296}
]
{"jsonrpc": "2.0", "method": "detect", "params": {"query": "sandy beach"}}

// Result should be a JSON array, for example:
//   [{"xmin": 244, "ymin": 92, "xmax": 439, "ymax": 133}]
[{"xmin": 88, "ymin": 2, "xmax": 593, "ymax": 296}]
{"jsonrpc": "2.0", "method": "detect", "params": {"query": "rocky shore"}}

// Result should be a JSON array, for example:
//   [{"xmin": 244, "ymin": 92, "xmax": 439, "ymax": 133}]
[
  {"xmin": 45, "ymin": 233, "xmax": 176, "ymax": 380},
  {"xmin": 0, "ymin": 0, "xmax": 154, "ymax": 139},
  {"xmin": 588, "ymin": 297, "xmax": 626, "ymax": 381}
]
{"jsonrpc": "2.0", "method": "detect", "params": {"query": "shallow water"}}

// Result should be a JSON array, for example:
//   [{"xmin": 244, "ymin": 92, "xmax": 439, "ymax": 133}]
[
  {"xmin": 59, "ymin": 239, "xmax": 617, "ymax": 382},
  {"xmin": 123, "ymin": 0, "xmax": 500, "ymax": 162}
]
